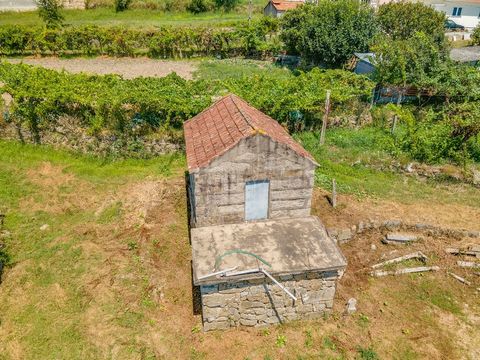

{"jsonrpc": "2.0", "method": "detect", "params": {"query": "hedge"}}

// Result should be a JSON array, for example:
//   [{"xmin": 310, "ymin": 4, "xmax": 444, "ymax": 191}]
[{"xmin": 0, "ymin": 22, "xmax": 281, "ymax": 58}]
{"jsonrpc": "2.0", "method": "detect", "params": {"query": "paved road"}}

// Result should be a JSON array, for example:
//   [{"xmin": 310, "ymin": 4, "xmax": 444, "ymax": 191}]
[{"xmin": 0, "ymin": 0, "xmax": 36, "ymax": 10}]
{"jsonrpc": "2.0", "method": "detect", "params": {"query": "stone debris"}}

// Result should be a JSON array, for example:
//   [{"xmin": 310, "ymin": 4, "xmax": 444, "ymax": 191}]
[
  {"xmin": 370, "ymin": 244, "xmax": 377, "ymax": 251},
  {"xmin": 473, "ymin": 168, "xmax": 480, "ymax": 185},
  {"xmin": 345, "ymin": 298, "xmax": 357, "ymax": 314},
  {"xmin": 446, "ymin": 246, "xmax": 480, "ymax": 258},
  {"xmin": 371, "ymin": 251, "xmax": 427, "ymax": 269},
  {"xmin": 448, "ymin": 272, "xmax": 471, "ymax": 286},
  {"xmin": 382, "ymin": 233, "xmax": 419, "ymax": 245},
  {"xmin": 371, "ymin": 266, "xmax": 440, "ymax": 277},
  {"xmin": 457, "ymin": 261, "xmax": 480, "ymax": 269},
  {"xmin": 39, "ymin": 224, "xmax": 50, "ymax": 231},
  {"xmin": 327, "ymin": 219, "xmax": 480, "ymax": 243}
]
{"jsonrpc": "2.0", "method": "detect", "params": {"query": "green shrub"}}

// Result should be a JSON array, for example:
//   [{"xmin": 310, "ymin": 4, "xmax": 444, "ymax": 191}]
[
  {"xmin": 472, "ymin": 24, "xmax": 480, "ymax": 45},
  {"xmin": 377, "ymin": 1, "xmax": 446, "ymax": 48},
  {"xmin": 0, "ymin": 62, "xmax": 373, "ymax": 142},
  {"xmin": 281, "ymin": 1, "xmax": 378, "ymax": 67},
  {"xmin": 187, "ymin": 0, "xmax": 211, "ymax": 13},
  {"xmin": 35, "ymin": 0, "xmax": 64, "ymax": 29},
  {"xmin": 115, "ymin": 0, "xmax": 131, "ymax": 11},
  {"xmin": 0, "ymin": 22, "xmax": 279, "ymax": 59},
  {"xmin": 214, "ymin": 0, "xmax": 239, "ymax": 12}
]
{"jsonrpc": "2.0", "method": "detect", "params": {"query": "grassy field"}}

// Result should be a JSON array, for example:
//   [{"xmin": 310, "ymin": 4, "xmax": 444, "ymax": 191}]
[
  {"xmin": 0, "ymin": 135, "xmax": 479, "ymax": 359},
  {"xmin": 0, "ymin": 2, "xmax": 265, "ymax": 28}
]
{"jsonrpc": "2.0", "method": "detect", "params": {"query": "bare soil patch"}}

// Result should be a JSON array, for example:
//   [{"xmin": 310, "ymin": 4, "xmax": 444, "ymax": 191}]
[
  {"xmin": 8, "ymin": 57, "xmax": 198, "ymax": 79},
  {"xmin": 313, "ymin": 188, "xmax": 480, "ymax": 231},
  {"xmin": 2, "ymin": 166, "xmax": 479, "ymax": 359}
]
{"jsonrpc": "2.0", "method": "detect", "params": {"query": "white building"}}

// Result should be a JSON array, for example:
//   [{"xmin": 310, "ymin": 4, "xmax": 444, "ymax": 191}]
[
  {"xmin": 428, "ymin": 0, "xmax": 480, "ymax": 29},
  {"xmin": 0, "ymin": 0, "xmax": 84, "ymax": 11}
]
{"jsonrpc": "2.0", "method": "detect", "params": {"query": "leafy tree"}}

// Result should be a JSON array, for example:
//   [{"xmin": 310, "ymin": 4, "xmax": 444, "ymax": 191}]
[
  {"xmin": 371, "ymin": 32, "xmax": 448, "ymax": 88},
  {"xmin": 472, "ymin": 24, "xmax": 480, "ymax": 45},
  {"xmin": 280, "ymin": 1, "xmax": 378, "ymax": 67},
  {"xmin": 214, "ymin": 0, "xmax": 239, "ymax": 12},
  {"xmin": 115, "ymin": 0, "xmax": 131, "ymax": 12},
  {"xmin": 377, "ymin": 2, "xmax": 446, "ymax": 47},
  {"xmin": 35, "ymin": 0, "xmax": 64, "ymax": 29},
  {"xmin": 187, "ymin": 0, "xmax": 212, "ymax": 14}
]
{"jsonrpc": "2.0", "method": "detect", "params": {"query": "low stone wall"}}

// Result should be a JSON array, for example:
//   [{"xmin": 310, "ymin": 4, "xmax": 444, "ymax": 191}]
[
  {"xmin": 200, "ymin": 270, "xmax": 340, "ymax": 331},
  {"xmin": 327, "ymin": 219, "xmax": 480, "ymax": 244},
  {"xmin": 0, "ymin": 116, "xmax": 180, "ymax": 158}
]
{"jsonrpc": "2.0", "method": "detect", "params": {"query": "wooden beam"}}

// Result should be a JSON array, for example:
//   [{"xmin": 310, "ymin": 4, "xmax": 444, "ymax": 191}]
[
  {"xmin": 371, "ymin": 266, "xmax": 439, "ymax": 277},
  {"xmin": 371, "ymin": 251, "xmax": 427, "ymax": 269}
]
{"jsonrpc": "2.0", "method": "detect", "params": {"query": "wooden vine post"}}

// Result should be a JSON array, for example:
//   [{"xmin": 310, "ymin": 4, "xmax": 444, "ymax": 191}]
[
  {"xmin": 319, "ymin": 89, "xmax": 331, "ymax": 145},
  {"xmin": 332, "ymin": 178, "xmax": 337, "ymax": 208},
  {"xmin": 391, "ymin": 90, "xmax": 403, "ymax": 134}
]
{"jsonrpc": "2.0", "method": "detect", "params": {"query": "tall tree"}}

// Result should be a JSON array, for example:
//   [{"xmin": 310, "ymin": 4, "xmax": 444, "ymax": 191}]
[
  {"xmin": 35, "ymin": 0, "xmax": 64, "ymax": 29},
  {"xmin": 377, "ymin": 2, "xmax": 446, "ymax": 48},
  {"xmin": 371, "ymin": 32, "xmax": 447, "ymax": 87},
  {"xmin": 281, "ymin": 1, "xmax": 378, "ymax": 67}
]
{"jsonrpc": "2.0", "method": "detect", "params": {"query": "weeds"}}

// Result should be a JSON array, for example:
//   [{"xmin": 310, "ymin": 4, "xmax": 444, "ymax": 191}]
[
  {"xmin": 276, "ymin": 334, "xmax": 287, "ymax": 348},
  {"xmin": 357, "ymin": 346, "xmax": 380, "ymax": 360}
]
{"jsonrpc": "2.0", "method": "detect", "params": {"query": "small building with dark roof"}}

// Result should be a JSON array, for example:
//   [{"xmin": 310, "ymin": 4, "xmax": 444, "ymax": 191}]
[{"xmin": 184, "ymin": 94, "xmax": 346, "ymax": 331}]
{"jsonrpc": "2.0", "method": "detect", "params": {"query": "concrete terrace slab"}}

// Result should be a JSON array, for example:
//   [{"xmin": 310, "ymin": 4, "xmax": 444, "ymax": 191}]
[{"xmin": 191, "ymin": 216, "xmax": 347, "ymax": 285}]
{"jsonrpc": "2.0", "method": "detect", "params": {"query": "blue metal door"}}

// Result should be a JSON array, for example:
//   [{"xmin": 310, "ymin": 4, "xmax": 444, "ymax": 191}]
[{"xmin": 245, "ymin": 180, "xmax": 269, "ymax": 221}]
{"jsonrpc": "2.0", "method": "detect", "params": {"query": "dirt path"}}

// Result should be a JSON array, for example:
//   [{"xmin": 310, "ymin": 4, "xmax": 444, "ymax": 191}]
[{"xmin": 7, "ymin": 57, "xmax": 198, "ymax": 79}]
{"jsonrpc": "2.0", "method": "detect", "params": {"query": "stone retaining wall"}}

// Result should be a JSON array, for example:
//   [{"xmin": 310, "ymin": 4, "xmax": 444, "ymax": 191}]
[
  {"xmin": 327, "ymin": 219, "xmax": 480, "ymax": 244},
  {"xmin": 0, "ymin": 116, "xmax": 180, "ymax": 158},
  {"xmin": 200, "ymin": 270, "xmax": 340, "ymax": 331}
]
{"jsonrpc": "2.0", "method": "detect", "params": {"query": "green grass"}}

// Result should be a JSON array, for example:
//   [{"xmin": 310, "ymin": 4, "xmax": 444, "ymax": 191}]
[
  {"xmin": 0, "ymin": 139, "xmax": 187, "ymax": 359},
  {"xmin": 193, "ymin": 59, "xmax": 294, "ymax": 81},
  {"xmin": 0, "ymin": 7, "xmax": 262, "ymax": 28},
  {"xmin": 0, "ymin": 140, "xmax": 185, "ymax": 184},
  {"xmin": 0, "ymin": 132, "xmax": 478, "ymax": 358},
  {"xmin": 296, "ymin": 128, "xmax": 480, "ymax": 207}
]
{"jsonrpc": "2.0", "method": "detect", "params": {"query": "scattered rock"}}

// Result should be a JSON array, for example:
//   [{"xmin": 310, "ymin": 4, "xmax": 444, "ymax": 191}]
[
  {"xmin": 40, "ymin": 224, "xmax": 50, "ymax": 231},
  {"xmin": 382, "ymin": 233, "xmax": 418, "ymax": 245},
  {"xmin": 345, "ymin": 298, "xmax": 357, "ymax": 314},
  {"xmin": 337, "ymin": 228, "xmax": 353, "ymax": 243},
  {"xmin": 383, "ymin": 220, "xmax": 402, "ymax": 230},
  {"xmin": 370, "ymin": 244, "xmax": 377, "ymax": 251},
  {"xmin": 473, "ymin": 168, "xmax": 480, "ymax": 185}
]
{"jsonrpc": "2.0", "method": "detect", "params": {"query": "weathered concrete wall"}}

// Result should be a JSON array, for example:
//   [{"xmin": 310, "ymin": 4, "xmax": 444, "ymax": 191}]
[
  {"xmin": 200, "ymin": 270, "xmax": 339, "ymax": 331},
  {"xmin": 191, "ymin": 134, "xmax": 316, "ymax": 227}
]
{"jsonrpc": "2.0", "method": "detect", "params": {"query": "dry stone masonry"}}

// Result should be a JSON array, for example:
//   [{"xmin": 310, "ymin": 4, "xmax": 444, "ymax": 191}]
[
  {"xmin": 184, "ymin": 95, "xmax": 347, "ymax": 331},
  {"xmin": 191, "ymin": 135, "xmax": 316, "ymax": 227},
  {"xmin": 201, "ymin": 271, "xmax": 340, "ymax": 331}
]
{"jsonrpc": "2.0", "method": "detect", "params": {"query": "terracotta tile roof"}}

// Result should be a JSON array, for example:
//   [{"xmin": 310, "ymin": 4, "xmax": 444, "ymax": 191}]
[
  {"xmin": 270, "ymin": 0, "xmax": 305, "ymax": 11},
  {"xmin": 184, "ymin": 94, "xmax": 317, "ymax": 172}
]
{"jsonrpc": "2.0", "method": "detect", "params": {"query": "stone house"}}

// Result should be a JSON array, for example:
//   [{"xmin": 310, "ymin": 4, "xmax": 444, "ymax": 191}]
[{"xmin": 184, "ymin": 94, "xmax": 346, "ymax": 331}]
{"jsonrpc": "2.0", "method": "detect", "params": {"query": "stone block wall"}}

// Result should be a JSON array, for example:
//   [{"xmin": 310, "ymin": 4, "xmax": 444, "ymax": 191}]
[
  {"xmin": 190, "ymin": 134, "xmax": 317, "ymax": 227},
  {"xmin": 200, "ymin": 270, "xmax": 339, "ymax": 331}
]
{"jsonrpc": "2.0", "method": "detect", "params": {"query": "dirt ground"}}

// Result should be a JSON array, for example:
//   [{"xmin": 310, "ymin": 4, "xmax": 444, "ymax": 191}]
[
  {"xmin": 312, "ymin": 189, "xmax": 480, "ymax": 232},
  {"xmin": 1, "ymin": 161, "xmax": 479, "ymax": 359},
  {"xmin": 7, "ymin": 57, "xmax": 198, "ymax": 79}
]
